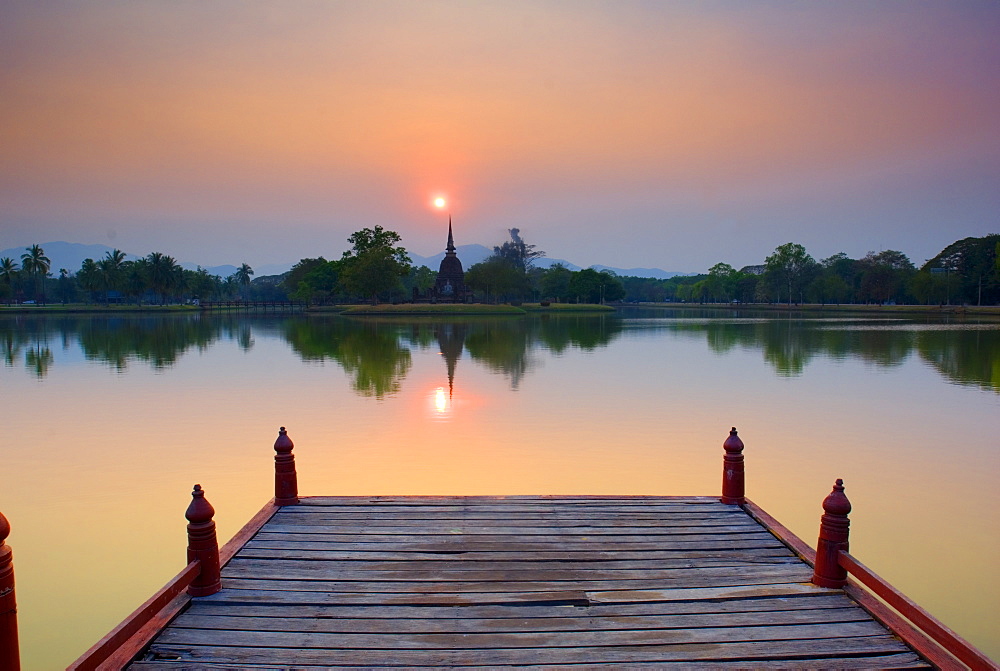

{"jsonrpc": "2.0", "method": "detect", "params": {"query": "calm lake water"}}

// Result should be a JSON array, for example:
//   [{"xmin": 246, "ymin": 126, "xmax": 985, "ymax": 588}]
[{"xmin": 2, "ymin": 308, "xmax": 998, "ymax": 668}]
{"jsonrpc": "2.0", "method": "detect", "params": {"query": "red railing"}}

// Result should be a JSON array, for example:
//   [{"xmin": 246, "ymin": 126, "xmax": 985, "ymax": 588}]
[
  {"xmin": 838, "ymin": 550, "xmax": 997, "ymax": 671},
  {"xmin": 67, "ymin": 427, "xmax": 297, "ymax": 670}
]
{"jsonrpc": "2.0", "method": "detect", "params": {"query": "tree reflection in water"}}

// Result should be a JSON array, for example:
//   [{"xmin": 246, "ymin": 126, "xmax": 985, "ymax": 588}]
[{"xmin": 0, "ymin": 311, "xmax": 996, "ymax": 393}]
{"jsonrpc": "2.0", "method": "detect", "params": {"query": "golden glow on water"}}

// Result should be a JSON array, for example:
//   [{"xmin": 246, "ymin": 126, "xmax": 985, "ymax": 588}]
[
  {"xmin": 1, "ymin": 312, "xmax": 998, "ymax": 668},
  {"xmin": 432, "ymin": 386, "xmax": 449, "ymax": 415}
]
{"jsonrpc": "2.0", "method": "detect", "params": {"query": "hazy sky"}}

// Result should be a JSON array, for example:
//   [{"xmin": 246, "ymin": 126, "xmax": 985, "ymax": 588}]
[{"xmin": 2, "ymin": 1, "xmax": 998, "ymax": 272}]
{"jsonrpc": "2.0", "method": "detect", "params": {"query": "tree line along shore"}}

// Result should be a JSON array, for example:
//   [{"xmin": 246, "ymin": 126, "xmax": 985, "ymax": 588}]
[{"xmin": 2, "ymin": 231, "xmax": 997, "ymax": 309}]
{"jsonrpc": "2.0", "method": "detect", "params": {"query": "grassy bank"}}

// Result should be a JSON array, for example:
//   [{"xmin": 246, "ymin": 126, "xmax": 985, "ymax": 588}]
[
  {"xmin": 0, "ymin": 304, "xmax": 200, "ymax": 314},
  {"xmin": 341, "ymin": 304, "xmax": 528, "ymax": 315},
  {"xmin": 342, "ymin": 303, "xmax": 615, "ymax": 315},
  {"xmin": 522, "ymin": 303, "xmax": 615, "ymax": 312},
  {"xmin": 637, "ymin": 302, "xmax": 1000, "ymax": 317}
]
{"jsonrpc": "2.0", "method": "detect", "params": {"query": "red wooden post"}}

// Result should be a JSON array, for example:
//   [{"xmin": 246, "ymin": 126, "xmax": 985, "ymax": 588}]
[
  {"xmin": 720, "ymin": 427, "xmax": 745, "ymax": 504},
  {"xmin": 0, "ymin": 511, "xmax": 19, "ymax": 671},
  {"xmin": 185, "ymin": 485, "xmax": 221, "ymax": 597},
  {"xmin": 274, "ymin": 426, "xmax": 299, "ymax": 506},
  {"xmin": 812, "ymin": 478, "xmax": 852, "ymax": 588}
]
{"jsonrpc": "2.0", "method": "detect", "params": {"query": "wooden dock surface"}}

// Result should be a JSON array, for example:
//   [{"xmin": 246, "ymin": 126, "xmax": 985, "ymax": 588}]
[{"xmin": 130, "ymin": 496, "xmax": 930, "ymax": 668}]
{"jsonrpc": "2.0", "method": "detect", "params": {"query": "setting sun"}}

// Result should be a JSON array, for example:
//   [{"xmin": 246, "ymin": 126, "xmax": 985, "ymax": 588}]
[{"xmin": 433, "ymin": 197, "xmax": 446, "ymax": 209}]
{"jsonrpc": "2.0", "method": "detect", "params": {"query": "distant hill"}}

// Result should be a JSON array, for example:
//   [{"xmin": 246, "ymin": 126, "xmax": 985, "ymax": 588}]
[
  {"xmin": 590, "ymin": 265, "xmax": 686, "ymax": 280},
  {"xmin": 410, "ymin": 244, "xmax": 493, "ymax": 269},
  {"xmin": 1, "ymin": 241, "xmax": 687, "ymax": 280}
]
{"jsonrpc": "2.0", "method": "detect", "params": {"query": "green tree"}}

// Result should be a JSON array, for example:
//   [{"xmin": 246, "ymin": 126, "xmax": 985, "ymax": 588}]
[
  {"xmin": 492, "ymin": 228, "xmax": 544, "ymax": 272},
  {"xmin": 0, "ymin": 258, "xmax": 18, "ymax": 304},
  {"xmin": 568, "ymin": 268, "xmax": 623, "ymax": 303},
  {"xmin": 282, "ymin": 258, "xmax": 328, "ymax": 295},
  {"xmin": 20, "ymin": 244, "xmax": 51, "ymax": 302},
  {"xmin": 233, "ymin": 263, "xmax": 254, "ymax": 299},
  {"xmin": 402, "ymin": 265, "xmax": 436, "ymax": 297},
  {"xmin": 97, "ymin": 249, "xmax": 128, "ymax": 302},
  {"xmin": 77, "ymin": 258, "xmax": 101, "ymax": 302},
  {"xmin": 764, "ymin": 242, "xmax": 816, "ymax": 304},
  {"xmin": 922, "ymin": 234, "xmax": 1000, "ymax": 306},
  {"xmin": 465, "ymin": 257, "xmax": 529, "ymax": 303},
  {"xmin": 290, "ymin": 260, "xmax": 341, "ymax": 304},
  {"xmin": 124, "ymin": 258, "xmax": 150, "ymax": 303},
  {"xmin": 704, "ymin": 263, "xmax": 737, "ymax": 302},
  {"xmin": 55, "ymin": 269, "xmax": 77, "ymax": 303},
  {"xmin": 339, "ymin": 226, "xmax": 411, "ymax": 303},
  {"xmin": 145, "ymin": 252, "xmax": 182, "ymax": 303},
  {"xmin": 858, "ymin": 250, "xmax": 914, "ymax": 304},
  {"xmin": 541, "ymin": 263, "xmax": 573, "ymax": 302},
  {"xmin": 185, "ymin": 267, "xmax": 224, "ymax": 302}
]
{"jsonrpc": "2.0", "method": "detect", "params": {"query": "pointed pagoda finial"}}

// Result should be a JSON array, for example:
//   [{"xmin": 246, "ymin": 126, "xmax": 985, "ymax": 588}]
[{"xmin": 446, "ymin": 216, "xmax": 456, "ymax": 254}]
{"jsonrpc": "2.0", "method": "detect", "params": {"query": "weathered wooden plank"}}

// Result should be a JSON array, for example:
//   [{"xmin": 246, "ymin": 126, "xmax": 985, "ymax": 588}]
[
  {"xmin": 209, "ymin": 582, "xmax": 830, "ymax": 605},
  {"xmin": 275, "ymin": 510, "xmax": 756, "ymax": 522},
  {"xmin": 234, "ymin": 549, "xmax": 799, "ymax": 568},
  {"xmin": 270, "ymin": 506, "xmax": 747, "ymax": 526},
  {"xmin": 219, "ymin": 569, "xmax": 815, "ymax": 594},
  {"xmin": 257, "ymin": 523, "xmax": 777, "ymax": 538},
  {"xmin": 131, "ymin": 651, "xmax": 932, "ymax": 669},
  {"xmin": 221, "ymin": 559, "xmax": 812, "ymax": 584},
  {"xmin": 290, "ymin": 502, "xmax": 736, "ymax": 512},
  {"xmin": 298, "ymin": 495, "xmax": 721, "ymax": 503},
  {"xmin": 268, "ymin": 521, "xmax": 765, "ymax": 533},
  {"xmin": 154, "ymin": 619, "xmax": 894, "ymax": 649},
  {"xmin": 188, "ymin": 592, "xmax": 857, "ymax": 620},
  {"xmin": 171, "ymin": 605, "xmax": 876, "ymax": 635},
  {"xmin": 247, "ymin": 534, "xmax": 786, "ymax": 550},
  {"xmin": 188, "ymin": 591, "xmax": 856, "ymax": 619},
  {"xmin": 144, "ymin": 634, "xmax": 917, "ymax": 665},
  {"xmin": 236, "ymin": 544, "xmax": 795, "ymax": 561}
]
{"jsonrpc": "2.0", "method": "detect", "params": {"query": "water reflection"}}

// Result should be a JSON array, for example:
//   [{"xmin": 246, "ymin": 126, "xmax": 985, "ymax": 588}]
[
  {"xmin": 1, "ymin": 311, "xmax": 997, "ymax": 392},
  {"xmin": 284, "ymin": 318, "xmax": 412, "ymax": 398}
]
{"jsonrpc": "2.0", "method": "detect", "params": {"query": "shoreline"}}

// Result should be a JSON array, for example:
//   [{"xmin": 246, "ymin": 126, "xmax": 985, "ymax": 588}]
[
  {"xmin": 1, "ymin": 301, "xmax": 997, "ymax": 317},
  {"xmin": 632, "ymin": 302, "xmax": 1000, "ymax": 317}
]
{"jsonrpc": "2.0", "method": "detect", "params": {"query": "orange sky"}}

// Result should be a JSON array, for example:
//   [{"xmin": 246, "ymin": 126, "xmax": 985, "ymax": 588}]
[{"xmin": 1, "ymin": 2, "xmax": 998, "ymax": 272}]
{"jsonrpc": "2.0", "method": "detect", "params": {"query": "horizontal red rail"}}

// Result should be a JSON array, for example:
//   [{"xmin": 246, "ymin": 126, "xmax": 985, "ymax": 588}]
[
  {"xmin": 742, "ymin": 499, "xmax": 994, "ymax": 670},
  {"xmin": 67, "ymin": 561, "xmax": 198, "ymax": 671},
  {"xmin": 68, "ymin": 497, "xmax": 281, "ymax": 670},
  {"xmin": 839, "ymin": 551, "xmax": 997, "ymax": 671}
]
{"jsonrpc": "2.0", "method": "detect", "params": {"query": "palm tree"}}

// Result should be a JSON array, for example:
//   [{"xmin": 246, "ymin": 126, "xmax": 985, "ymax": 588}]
[
  {"xmin": 78, "ymin": 258, "xmax": 101, "ymax": 303},
  {"xmin": 20, "ymin": 245, "xmax": 51, "ymax": 302},
  {"xmin": 98, "ymin": 248, "xmax": 128, "ymax": 302},
  {"xmin": 146, "ymin": 252, "xmax": 181, "ymax": 303},
  {"xmin": 234, "ymin": 263, "xmax": 254, "ymax": 299},
  {"xmin": 0, "ymin": 257, "xmax": 19, "ymax": 304}
]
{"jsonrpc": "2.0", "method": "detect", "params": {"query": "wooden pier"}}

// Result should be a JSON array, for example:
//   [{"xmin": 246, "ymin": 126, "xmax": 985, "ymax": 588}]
[
  {"xmin": 135, "ymin": 495, "xmax": 930, "ymax": 668},
  {"xmin": 2, "ymin": 428, "xmax": 993, "ymax": 669}
]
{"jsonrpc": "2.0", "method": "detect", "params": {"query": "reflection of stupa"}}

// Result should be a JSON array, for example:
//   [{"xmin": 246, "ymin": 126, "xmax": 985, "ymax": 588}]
[
  {"xmin": 436, "ymin": 322, "xmax": 467, "ymax": 397},
  {"xmin": 433, "ymin": 218, "xmax": 469, "ymax": 302}
]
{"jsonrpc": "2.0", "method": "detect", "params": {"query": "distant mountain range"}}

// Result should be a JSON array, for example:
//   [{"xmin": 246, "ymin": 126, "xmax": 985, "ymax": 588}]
[{"xmin": 0, "ymin": 241, "xmax": 687, "ymax": 280}]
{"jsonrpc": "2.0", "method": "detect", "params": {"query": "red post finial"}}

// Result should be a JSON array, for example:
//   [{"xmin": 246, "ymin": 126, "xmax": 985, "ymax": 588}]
[
  {"xmin": 274, "ymin": 426, "xmax": 299, "ymax": 506},
  {"xmin": 812, "ymin": 478, "xmax": 852, "ymax": 588},
  {"xmin": 0, "ymin": 511, "xmax": 19, "ymax": 671},
  {"xmin": 185, "ymin": 485, "xmax": 221, "ymax": 597},
  {"xmin": 720, "ymin": 427, "xmax": 746, "ymax": 504}
]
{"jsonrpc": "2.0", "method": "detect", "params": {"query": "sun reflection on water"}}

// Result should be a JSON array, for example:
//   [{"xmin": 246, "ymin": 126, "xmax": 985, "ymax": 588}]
[{"xmin": 431, "ymin": 385, "xmax": 451, "ymax": 418}]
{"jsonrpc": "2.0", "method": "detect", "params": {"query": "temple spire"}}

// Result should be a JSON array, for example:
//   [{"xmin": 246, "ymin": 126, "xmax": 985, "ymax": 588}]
[{"xmin": 446, "ymin": 216, "xmax": 456, "ymax": 254}]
